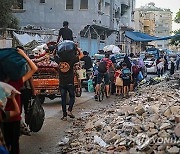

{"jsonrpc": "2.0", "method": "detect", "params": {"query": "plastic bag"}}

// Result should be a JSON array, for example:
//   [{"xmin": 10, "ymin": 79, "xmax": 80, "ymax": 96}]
[
  {"xmin": 26, "ymin": 97, "xmax": 45, "ymax": 132},
  {"xmin": 0, "ymin": 82, "xmax": 20, "ymax": 107},
  {"xmin": 57, "ymin": 41, "xmax": 77, "ymax": 61},
  {"xmin": 137, "ymin": 71, "xmax": 144, "ymax": 81}
]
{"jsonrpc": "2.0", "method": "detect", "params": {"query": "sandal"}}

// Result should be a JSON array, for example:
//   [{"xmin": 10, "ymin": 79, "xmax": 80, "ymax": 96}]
[
  {"xmin": 67, "ymin": 112, "xmax": 75, "ymax": 118},
  {"xmin": 20, "ymin": 122, "xmax": 31, "ymax": 136},
  {"xmin": 61, "ymin": 116, "xmax": 67, "ymax": 121}
]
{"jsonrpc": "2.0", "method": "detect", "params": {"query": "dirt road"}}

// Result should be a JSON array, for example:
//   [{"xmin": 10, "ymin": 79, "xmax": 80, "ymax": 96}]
[{"xmin": 20, "ymin": 92, "xmax": 116, "ymax": 154}]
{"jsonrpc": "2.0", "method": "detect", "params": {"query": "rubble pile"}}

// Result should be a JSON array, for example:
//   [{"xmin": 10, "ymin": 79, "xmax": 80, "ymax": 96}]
[{"xmin": 59, "ymin": 76, "xmax": 180, "ymax": 154}]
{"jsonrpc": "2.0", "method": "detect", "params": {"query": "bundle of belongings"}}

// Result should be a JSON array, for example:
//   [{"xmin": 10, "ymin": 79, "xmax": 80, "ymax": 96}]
[
  {"xmin": 0, "ymin": 82, "xmax": 21, "ymax": 109},
  {"xmin": 0, "ymin": 48, "xmax": 27, "ymax": 81},
  {"xmin": 32, "ymin": 43, "xmax": 58, "ymax": 69}
]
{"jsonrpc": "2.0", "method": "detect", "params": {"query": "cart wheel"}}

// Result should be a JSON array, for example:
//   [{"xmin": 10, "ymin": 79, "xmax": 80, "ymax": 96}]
[
  {"xmin": 37, "ymin": 95, "xmax": 45, "ymax": 104},
  {"xmin": 75, "ymin": 85, "xmax": 82, "ymax": 97}
]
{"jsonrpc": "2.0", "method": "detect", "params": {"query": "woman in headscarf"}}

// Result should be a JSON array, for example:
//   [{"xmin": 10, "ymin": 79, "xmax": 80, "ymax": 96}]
[{"xmin": 123, "ymin": 55, "xmax": 132, "ymax": 70}]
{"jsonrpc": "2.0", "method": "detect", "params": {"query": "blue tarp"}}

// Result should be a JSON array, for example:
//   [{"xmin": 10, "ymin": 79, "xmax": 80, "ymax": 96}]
[{"xmin": 125, "ymin": 31, "xmax": 180, "ymax": 42}]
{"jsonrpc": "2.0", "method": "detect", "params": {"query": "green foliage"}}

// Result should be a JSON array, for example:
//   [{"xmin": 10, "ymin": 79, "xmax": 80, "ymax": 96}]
[
  {"xmin": 174, "ymin": 9, "xmax": 180, "ymax": 23},
  {"xmin": 170, "ymin": 29, "xmax": 180, "ymax": 46},
  {"xmin": 0, "ymin": 0, "xmax": 19, "ymax": 29}
]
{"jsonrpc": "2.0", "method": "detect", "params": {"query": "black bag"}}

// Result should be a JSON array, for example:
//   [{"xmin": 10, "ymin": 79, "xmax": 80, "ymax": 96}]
[
  {"xmin": 26, "ymin": 97, "xmax": 45, "ymax": 132},
  {"xmin": 98, "ymin": 60, "xmax": 107, "ymax": 73},
  {"xmin": 57, "ymin": 40, "xmax": 77, "ymax": 61}
]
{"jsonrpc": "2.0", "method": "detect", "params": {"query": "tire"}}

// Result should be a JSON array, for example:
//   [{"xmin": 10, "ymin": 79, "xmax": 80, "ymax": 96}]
[
  {"xmin": 85, "ymin": 87, "xmax": 88, "ymax": 92},
  {"xmin": 37, "ymin": 95, "xmax": 45, "ymax": 104}
]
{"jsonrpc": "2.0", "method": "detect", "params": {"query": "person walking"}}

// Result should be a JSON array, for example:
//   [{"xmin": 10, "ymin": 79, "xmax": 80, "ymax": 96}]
[
  {"xmin": 121, "ymin": 63, "xmax": 131, "ymax": 98},
  {"xmin": 157, "ymin": 56, "xmax": 165, "ymax": 77},
  {"xmin": 95, "ymin": 53, "xmax": 115, "ymax": 100},
  {"xmin": 55, "ymin": 44, "xmax": 84, "ymax": 121},
  {"xmin": 170, "ymin": 57, "xmax": 175, "ymax": 75},
  {"xmin": 176, "ymin": 54, "xmax": 180, "ymax": 70},
  {"xmin": 81, "ymin": 51, "xmax": 93, "ymax": 71},
  {"xmin": 1, "ymin": 48, "xmax": 37, "ymax": 154},
  {"xmin": 114, "ymin": 66, "xmax": 123, "ymax": 96},
  {"xmin": 57, "ymin": 21, "xmax": 73, "ymax": 43},
  {"xmin": 0, "ymin": 82, "xmax": 20, "ymax": 154}
]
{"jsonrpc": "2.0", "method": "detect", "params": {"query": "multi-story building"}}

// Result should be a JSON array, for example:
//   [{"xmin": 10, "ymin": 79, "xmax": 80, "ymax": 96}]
[
  {"xmin": 134, "ymin": 2, "xmax": 172, "ymax": 49},
  {"xmin": 134, "ymin": 10, "xmax": 155, "ymax": 35},
  {"xmin": 12, "ymin": 0, "xmax": 135, "ymax": 55}
]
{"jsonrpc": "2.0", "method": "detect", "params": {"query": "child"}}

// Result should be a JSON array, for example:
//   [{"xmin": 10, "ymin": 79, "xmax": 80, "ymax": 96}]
[
  {"xmin": 114, "ymin": 66, "xmax": 123, "ymax": 96},
  {"xmin": 0, "ymin": 82, "xmax": 20, "ymax": 154},
  {"xmin": 121, "ymin": 63, "xmax": 131, "ymax": 98},
  {"xmin": 1, "ymin": 48, "xmax": 38, "ymax": 154}
]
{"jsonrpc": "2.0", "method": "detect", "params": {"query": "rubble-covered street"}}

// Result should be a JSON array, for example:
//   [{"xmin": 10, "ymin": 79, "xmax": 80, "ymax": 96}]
[{"xmin": 58, "ymin": 72, "xmax": 180, "ymax": 154}]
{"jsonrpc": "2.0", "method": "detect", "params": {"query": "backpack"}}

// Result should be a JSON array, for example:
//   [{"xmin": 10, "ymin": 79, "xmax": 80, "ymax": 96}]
[
  {"xmin": 26, "ymin": 97, "xmax": 45, "ymax": 132},
  {"xmin": 98, "ymin": 60, "xmax": 107, "ymax": 73},
  {"xmin": 132, "ymin": 65, "xmax": 140, "ymax": 76},
  {"xmin": 122, "ymin": 68, "xmax": 131, "ymax": 80}
]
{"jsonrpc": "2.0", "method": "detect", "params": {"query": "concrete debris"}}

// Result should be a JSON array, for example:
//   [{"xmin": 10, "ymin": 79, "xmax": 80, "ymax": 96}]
[
  {"xmin": 174, "ymin": 123, "xmax": 180, "ymax": 137},
  {"xmin": 58, "ymin": 74, "xmax": 180, "ymax": 153}
]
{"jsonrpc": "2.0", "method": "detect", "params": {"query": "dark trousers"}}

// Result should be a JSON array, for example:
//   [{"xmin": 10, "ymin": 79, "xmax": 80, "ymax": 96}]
[
  {"xmin": 60, "ymin": 84, "xmax": 75, "ymax": 117},
  {"xmin": 3, "ymin": 121, "xmax": 20, "ymax": 154},
  {"xmin": 20, "ymin": 89, "xmax": 32, "ymax": 115}
]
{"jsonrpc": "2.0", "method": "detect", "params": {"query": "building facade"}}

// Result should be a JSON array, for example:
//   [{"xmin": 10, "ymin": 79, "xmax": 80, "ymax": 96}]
[
  {"xmin": 134, "ymin": 2, "xmax": 172, "ymax": 49},
  {"xmin": 12, "ymin": 0, "xmax": 135, "ymax": 55}
]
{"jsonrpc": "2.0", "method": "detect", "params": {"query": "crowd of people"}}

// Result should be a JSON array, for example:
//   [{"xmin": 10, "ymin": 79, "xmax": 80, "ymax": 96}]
[{"xmin": 91, "ymin": 52, "xmax": 145, "ymax": 100}]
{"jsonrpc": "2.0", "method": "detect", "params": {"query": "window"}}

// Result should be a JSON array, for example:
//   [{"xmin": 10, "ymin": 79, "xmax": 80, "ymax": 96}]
[
  {"xmin": 66, "ymin": 0, "xmax": 73, "ymax": 10},
  {"xmin": 40, "ymin": 0, "xmax": 45, "ymax": 3},
  {"xmin": 105, "ymin": 2, "xmax": 110, "ymax": 15},
  {"xmin": 80, "ymin": 0, "xmax": 88, "ymax": 9},
  {"xmin": 12, "ymin": 0, "xmax": 23, "ymax": 9}
]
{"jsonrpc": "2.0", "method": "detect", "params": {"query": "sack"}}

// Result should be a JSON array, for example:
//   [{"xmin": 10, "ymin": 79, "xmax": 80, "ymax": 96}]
[
  {"xmin": 26, "ymin": 97, "xmax": 45, "ymax": 132},
  {"xmin": 115, "ymin": 77, "xmax": 123, "ymax": 86},
  {"xmin": 122, "ymin": 68, "xmax": 131, "ymax": 80},
  {"xmin": 132, "ymin": 65, "xmax": 139, "ymax": 76},
  {"xmin": 137, "ymin": 71, "xmax": 144, "ymax": 81},
  {"xmin": 0, "ymin": 48, "xmax": 27, "ymax": 81},
  {"xmin": 98, "ymin": 61, "xmax": 107, "ymax": 73},
  {"xmin": 77, "ymin": 69, "xmax": 86, "ymax": 79},
  {"xmin": 57, "ymin": 41, "xmax": 77, "ymax": 61}
]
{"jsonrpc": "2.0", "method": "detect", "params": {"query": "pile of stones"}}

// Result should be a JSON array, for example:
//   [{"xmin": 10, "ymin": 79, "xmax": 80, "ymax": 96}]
[{"xmin": 58, "ymin": 73, "xmax": 180, "ymax": 154}]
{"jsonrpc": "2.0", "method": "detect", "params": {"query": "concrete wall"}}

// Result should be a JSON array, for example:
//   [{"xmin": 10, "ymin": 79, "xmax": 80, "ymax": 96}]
[
  {"xmin": 0, "ymin": 39, "xmax": 13, "ymax": 48},
  {"xmin": 14, "ymin": 0, "xmax": 113, "ymax": 38}
]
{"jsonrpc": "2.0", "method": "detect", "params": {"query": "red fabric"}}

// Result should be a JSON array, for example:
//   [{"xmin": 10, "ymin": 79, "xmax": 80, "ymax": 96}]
[
  {"xmin": 5, "ymin": 79, "xmax": 23, "ymax": 122},
  {"xmin": 114, "ymin": 70, "xmax": 122, "ymax": 83},
  {"xmin": 102, "ymin": 58, "xmax": 113, "ymax": 71}
]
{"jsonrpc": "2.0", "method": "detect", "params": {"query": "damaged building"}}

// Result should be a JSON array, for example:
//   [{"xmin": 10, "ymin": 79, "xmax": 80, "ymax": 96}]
[{"xmin": 12, "ymin": 0, "xmax": 135, "ymax": 55}]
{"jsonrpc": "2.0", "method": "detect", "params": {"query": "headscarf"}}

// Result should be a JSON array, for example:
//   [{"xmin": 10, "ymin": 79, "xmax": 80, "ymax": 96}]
[{"xmin": 123, "ymin": 55, "xmax": 131, "ymax": 70}]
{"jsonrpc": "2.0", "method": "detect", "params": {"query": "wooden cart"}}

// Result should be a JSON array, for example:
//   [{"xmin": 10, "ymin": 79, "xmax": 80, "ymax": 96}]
[{"xmin": 32, "ymin": 63, "xmax": 82, "ymax": 104}]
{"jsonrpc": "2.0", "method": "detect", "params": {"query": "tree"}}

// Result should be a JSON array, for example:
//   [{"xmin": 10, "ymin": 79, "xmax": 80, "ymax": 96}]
[
  {"xmin": 170, "ymin": 10, "xmax": 180, "ymax": 46},
  {"xmin": 0, "ymin": 0, "xmax": 19, "ymax": 29},
  {"xmin": 170, "ymin": 29, "xmax": 180, "ymax": 46},
  {"xmin": 174, "ymin": 9, "xmax": 180, "ymax": 23}
]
